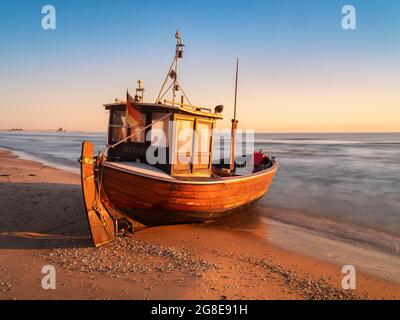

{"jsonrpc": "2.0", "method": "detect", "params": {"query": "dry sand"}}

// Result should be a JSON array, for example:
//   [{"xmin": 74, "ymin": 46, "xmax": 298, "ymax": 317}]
[{"xmin": 0, "ymin": 148, "xmax": 399, "ymax": 300}]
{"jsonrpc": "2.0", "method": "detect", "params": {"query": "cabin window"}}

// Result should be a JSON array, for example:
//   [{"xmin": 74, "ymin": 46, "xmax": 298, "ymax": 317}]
[
  {"xmin": 109, "ymin": 110, "xmax": 127, "ymax": 144},
  {"xmin": 128, "ymin": 112, "xmax": 146, "ymax": 143},
  {"xmin": 150, "ymin": 112, "xmax": 169, "ymax": 147}
]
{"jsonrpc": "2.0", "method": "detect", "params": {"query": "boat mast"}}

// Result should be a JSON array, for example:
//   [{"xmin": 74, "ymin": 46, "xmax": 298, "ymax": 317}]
[
  {"xmin": 156, "ymin": 30, "xmax": 186, "ymax": 105},
  {"xmin": 230, "ymin": 58, "xmax": 239, "ymax": 172},
  {"xmin": 173, "ymin": 30, "xmax": 180, "ymax": 105}
]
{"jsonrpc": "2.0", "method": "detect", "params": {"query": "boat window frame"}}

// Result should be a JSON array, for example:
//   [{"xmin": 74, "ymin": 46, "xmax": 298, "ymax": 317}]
[
  {"xmin": 107, "ymin": 106, "xmax": 150, "ymax": 146},
  {"xmin": 107, "ymin": 109, "xmax": 127, "ymax": 145}
]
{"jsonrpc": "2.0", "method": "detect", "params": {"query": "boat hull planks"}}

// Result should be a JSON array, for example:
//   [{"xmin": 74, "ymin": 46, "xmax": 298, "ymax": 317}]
[{"xmin": 100, "ymin": 162, "xmax": 278, "ymax": 226}]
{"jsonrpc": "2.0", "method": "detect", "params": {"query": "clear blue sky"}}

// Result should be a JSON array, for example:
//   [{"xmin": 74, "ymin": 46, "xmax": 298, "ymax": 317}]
[{"xmin": 1, "ymin": 0, "xmax": 399, "ymax": 131}]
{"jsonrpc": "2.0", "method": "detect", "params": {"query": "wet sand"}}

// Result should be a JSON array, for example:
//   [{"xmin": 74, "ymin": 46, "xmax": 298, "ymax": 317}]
[{"xmin": 0, "ymin": 148, "xmax": 399, "ymax": 300}]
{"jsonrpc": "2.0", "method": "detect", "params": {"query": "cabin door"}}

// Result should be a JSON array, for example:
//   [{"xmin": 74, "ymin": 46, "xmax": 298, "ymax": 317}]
[
  {"xmin": 193, "ymin": 120, "xmax": 213, "ymax": 174},
  {"xmin": 172, "ymin": 116, "xmax": 214, "ymax": 176},
  {"xmin": 173, "ymin": 117, "xmax": 195, "ymax": 175}
]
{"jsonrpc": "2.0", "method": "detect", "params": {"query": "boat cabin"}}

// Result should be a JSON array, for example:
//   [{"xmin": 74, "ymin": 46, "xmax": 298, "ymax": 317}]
[{"xmin": 104, "ymin": 101, "xmax": 223, "ymax": 177}]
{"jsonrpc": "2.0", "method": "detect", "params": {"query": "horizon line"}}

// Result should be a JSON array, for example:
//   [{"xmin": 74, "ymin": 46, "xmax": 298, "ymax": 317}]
[{"xmin": 1, "ymin": 129, "xmax": 400, "ymax": 135}]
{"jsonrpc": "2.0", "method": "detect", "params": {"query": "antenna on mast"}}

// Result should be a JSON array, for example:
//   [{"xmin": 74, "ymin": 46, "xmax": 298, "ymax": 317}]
[
  {"xmin": 156, "ymin": 30, "xmax": 188, "ymax": 106},
  {"xmin": 233, "ymin": 58, "xmax": 239, "ymax": 121},
  {"xmin": 230, "ymin": 58, "xmax": 239, "ymax": 172},
  {"xmin": 172, "ymin": 29, "xmax": 184, "ymax": 104}
]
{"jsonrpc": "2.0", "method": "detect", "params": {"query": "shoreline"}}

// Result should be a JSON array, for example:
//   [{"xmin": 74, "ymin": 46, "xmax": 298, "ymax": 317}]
[
  {"xmin": 0, "ymin": 147, "xmax": 80, "ymax": 175},
  {"xmin": 0, "ymin": 147, "xmax": 400, "ymax": 299},
  {"xmin": 262, "ymin": 205, "xmax": 400, "ymax": 253}
]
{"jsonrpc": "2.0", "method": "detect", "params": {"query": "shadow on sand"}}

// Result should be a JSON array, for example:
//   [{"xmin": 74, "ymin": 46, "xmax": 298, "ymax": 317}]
[{"xmin": 0, "ymin": 182, "xmax": 91, "ymax": 249}]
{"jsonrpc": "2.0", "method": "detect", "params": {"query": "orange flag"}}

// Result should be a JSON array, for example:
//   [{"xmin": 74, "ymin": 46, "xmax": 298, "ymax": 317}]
[{"xmin": 126, "ymin": 90, "xmax": 144, "ymax": 128}]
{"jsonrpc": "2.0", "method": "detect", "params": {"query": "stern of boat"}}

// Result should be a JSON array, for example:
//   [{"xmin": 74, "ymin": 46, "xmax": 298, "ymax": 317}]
[{"xmin": 79, "ymin": 141, "xmax": 117, "ymax": 247}]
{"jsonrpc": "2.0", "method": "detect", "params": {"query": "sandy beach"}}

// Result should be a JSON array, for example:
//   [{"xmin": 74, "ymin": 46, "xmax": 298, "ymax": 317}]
[{"xmin": 0, "ymin": 148, "xmax": 399, "ymax": 300}]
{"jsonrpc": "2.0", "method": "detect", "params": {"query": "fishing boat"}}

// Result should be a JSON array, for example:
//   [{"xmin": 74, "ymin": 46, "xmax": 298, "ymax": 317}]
[{"xmin": 79, "ymin": 31, "xmax": 278, "ymax": 247}]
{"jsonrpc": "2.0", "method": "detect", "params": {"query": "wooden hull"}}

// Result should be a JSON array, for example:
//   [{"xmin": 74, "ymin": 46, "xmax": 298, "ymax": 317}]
[{"xmin": 101, "ymin": 162, "xmax": 278, "ymax": 226}]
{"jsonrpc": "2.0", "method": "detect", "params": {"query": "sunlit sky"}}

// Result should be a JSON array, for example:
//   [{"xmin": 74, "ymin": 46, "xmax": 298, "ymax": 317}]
[{"xmin": 0, "ymin": 0, "xmax": 399, "ymax": 132}]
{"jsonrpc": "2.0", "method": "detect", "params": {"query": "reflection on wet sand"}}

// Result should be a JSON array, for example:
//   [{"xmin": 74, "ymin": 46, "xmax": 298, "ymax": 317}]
[
  {"xmin": 200, "ymin": 204, "xmax": 268, "ymax": 239},
  {"xmin": 204, "ymin": 202, "xmax": 400, "ymax": 283}
]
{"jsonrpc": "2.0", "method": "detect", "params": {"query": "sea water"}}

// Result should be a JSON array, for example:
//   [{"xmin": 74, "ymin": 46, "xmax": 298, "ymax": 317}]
[{"xmin": 255, "ymin": 133, "xmax": 400, "ymax": 237}]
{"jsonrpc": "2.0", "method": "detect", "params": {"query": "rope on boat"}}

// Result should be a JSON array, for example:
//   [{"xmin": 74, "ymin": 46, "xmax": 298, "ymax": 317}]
[
  {"xmin": 92, "ymin": 156, "xmax": 115, "ymax": 240},
  {"xmin": 157, "ymin": 82, "xmax": 174, "ymax": 102},
  {"xmin": 176, "ymin": 82, "xmax": 192, "ymax": 106},
  {"xmin": 155, "ymin": 57, "xmax": 176, "ymax": 104}
]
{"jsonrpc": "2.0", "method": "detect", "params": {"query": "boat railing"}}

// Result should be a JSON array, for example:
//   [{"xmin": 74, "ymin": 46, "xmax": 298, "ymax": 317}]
[{"xmin": 163, "ymin": 100, "xmax": 212, "ymax": 113}]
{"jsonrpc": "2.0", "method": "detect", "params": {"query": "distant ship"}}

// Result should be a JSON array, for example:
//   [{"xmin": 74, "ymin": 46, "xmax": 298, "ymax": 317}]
[{"xmin": 79, "ymin": 32, "xmax": 278, "ymax": 247}]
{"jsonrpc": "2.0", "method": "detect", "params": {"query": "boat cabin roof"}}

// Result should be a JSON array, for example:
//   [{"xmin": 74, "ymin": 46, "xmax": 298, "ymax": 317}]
[{"xmin": 104, "ymin": 102, "xmax": 223, "ymax": 120}]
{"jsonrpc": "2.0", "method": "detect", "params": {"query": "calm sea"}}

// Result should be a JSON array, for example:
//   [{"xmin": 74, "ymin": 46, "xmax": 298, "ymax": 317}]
[{"xmin": 1, "ymin": 131, "xmax": 399, "ymax": 238}]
